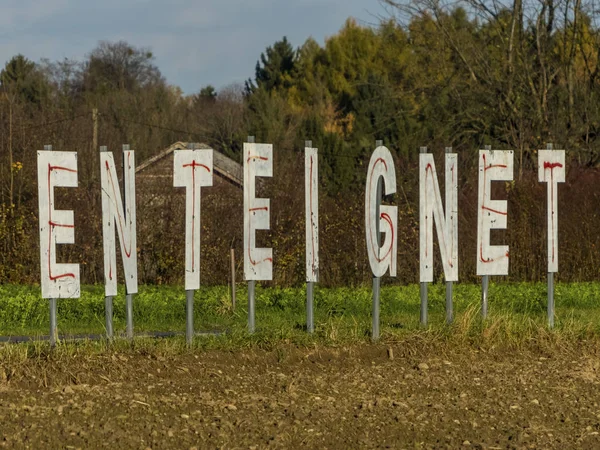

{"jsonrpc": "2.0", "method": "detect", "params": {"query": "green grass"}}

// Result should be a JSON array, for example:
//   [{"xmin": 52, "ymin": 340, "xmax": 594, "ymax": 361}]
[{"xmin": 1, "ymin": 282, "xmax": 600, "ymax": 351}]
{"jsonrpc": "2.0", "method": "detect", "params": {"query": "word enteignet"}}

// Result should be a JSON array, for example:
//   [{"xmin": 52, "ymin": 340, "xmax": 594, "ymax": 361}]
[{"xmin": 36, "ymin": 143, "xmax": 565, "ymax": 299}]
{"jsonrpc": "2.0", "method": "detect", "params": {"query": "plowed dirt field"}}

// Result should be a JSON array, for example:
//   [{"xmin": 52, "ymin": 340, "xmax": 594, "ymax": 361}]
[{"xmin": 1, "ymin": 342, "xmax": 600, "ymax": 449}]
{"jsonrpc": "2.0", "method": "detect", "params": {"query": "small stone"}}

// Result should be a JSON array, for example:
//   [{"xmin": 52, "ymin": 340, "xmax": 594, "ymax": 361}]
[
  {"xmin": 531, "ymin": 399, "xmax": 540, "ymax": 405},
  {"xmin": 392, "ymin": 401, "xmax": 409, "ymax": 409},
  {"xmin": 181, "ymin": 414, "xmax": 189, "ymax": 420},
  {"xmin": 510, "ymin": 404, "xmax": 520, "ymax": 410},
  {"xmin": 167, "ymin": 430, "xmax": 174, "ymax": 438},
  {"xmin": 63, "ymin": 386, "xmax": 75, "ymax": 395},
  {"xmin": 462, "ymin": 440, "xmax": 471, "ymax": 446},
  {"xmin": 417, "ymin": 363, "xmax": 429, "ymax": 371},
  {"xmin": 225, "ymin": 404, "xmax": 237, "ymax": 411},
  {"xmin": 460, "ymin": 393, "xmax": 468, "ymax": 398}
]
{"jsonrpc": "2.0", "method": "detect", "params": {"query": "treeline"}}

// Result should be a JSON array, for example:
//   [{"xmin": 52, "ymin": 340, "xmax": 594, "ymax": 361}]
[{"xmin": 1, "ymin": 0, "xmax": 600, "ymax": 287}]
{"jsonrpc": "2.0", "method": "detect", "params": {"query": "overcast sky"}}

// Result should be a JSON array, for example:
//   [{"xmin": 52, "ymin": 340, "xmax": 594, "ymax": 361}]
[{"xmin": 0, "ymin": 0, "xmax": 390, "ymax": 94}]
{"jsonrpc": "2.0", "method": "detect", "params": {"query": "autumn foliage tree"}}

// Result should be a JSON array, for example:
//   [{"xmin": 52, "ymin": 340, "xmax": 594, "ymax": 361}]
[{"xmin": 2, "ymin": 4, "xmax": 600, "ymax": 286}]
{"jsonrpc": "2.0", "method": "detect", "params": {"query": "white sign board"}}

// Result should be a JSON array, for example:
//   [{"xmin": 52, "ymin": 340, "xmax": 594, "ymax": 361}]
[
  {"xmin": 305, "ymin": 146, "xmax": 319, "ymax": 282},
  {"xmin": 37, "ymin": 150, "xmax": 80, "ymax": 299},
  {"xmin": 538, "ymin": 149, "xmax": 565, "ymax": 273},
  {"xmin": 174, "ymin": 149, "xmax": 214, "ymax": 290},
  {"xmin": 100, "ymin": 150, "xmax": 138, "ymax": 296},
  {"xmin": 419, "ymin": 152, "xmax": 458, "ymax": 282},
  {"xmin": 244, "ymin": 143, "xmax": 273, "ymax": 281},
  {"xmin": 365, "ymin": 145, "xmax": 397, "ymax": 278},
  {"xmin": 477, "ymin": 150, "xmax": 514, "ymax": 276}
]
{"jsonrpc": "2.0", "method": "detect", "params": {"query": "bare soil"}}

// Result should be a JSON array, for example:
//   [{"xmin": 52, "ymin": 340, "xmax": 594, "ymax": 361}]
[{"xmin": 1, "ymin": 341, "xmax": 600, "ymax": 449}]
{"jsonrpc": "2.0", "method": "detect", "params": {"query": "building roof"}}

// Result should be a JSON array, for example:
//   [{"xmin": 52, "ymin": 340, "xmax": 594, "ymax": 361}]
[{"xmin": 136, "ymin": 141, "xmax": 243, "ymax": 188}]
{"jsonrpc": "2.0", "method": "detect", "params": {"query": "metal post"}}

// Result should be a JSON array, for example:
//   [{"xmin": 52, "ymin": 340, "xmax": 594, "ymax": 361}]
[
  {"xmin": 482, "ymin": 275, "xmax": 489, "ymax": 319},
  {"xmin": 548, "ymin": 272, "xmax": 554, "ymax": 328},
  {"xmin": 446, "ymin": 282, "xmax": 453, "ymax": 324},
  {"xmin": 125, "ymin": 294, "xmax": 133, "ymax": 338},
  {"xmin": 445, "ymin": 146, "xmax": 454, "ymax": 324},
  {"xmin": 248, "ymin": 280, "xmax": 255, "ymax": 333},
  {"xmin": 49, "ymin": 297, "xmax": 57, "ymax": 347},
  {"xmin": 123, "ymin": 144, "xmax": 134, "ymax": 339},
  {"xmin": 419, "ymin": 146, "xmax": 428, "ymax": 327},
  {"xmin": 99, "ymin": 145, "xmax": 114, "ymax": 340},
  {"xmin": 105, "ymin": 296, "xmax": 113, "ymax": 339},
  {"xmin": 305, "ymin": 139, "xmax": 315, "ymax": 334},
  {"xmin": 372, "ymin": 277, "xmax": 380, "ymax": 340},
  {"xmin": 44, "ymin": 144, "xmax": 58, "ymax": 347},
  {"xmin": 372, "ymin": 140, "xmax": 383, "ymax": 341},
  {"xmin": 482, "ymin": 144, "xmax": 491, "ymax": 319},
  {"xmin": 186, "ymin": 289, "xmax": 194, "ymax": 345},
  {"xmin": 230, "ymin": 248, "xmax": 236, "ymax": 311},
  {"xmin": 419, "ymin": 282, "xmax": 428, "ymax": 326},
  {"xmin": 546, "ymin": 142, "xmax": 554, "ymax": 329},
  {"xmin": 247, "ymin": 135, "xmax": 256, "ymax": 333},
  {"xmin": 307, "ymin": 282, "xmax": 314, "ymax": 333}
]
